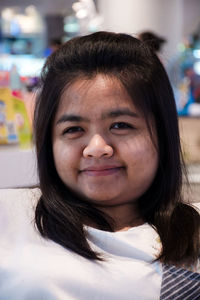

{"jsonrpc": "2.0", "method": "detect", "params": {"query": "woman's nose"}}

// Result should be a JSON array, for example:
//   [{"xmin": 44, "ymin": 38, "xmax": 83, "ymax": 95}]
[{"xmin": 83, "ymin": 134, "xmax": 113, "ymax": 158}]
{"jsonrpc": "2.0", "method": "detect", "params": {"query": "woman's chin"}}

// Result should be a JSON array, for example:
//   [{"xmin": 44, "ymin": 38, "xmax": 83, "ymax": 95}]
[{"xmin": 79, "ymin": 191, "xmax": 128, "ymax": 207}]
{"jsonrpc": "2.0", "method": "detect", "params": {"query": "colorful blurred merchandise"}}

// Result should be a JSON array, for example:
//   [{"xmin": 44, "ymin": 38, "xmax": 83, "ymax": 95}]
[
  {"xmin": 168, "ymin": 31, "xmax": 200, "ymax": 117},
  {"xmin": 0, "ymin": 87, "xmax": 32, "ymax": 147},
  {"xmin": 0, "ymin": 71, "xmax": 10, "ymax": 87},
  {"xmin": 0, "ymin": 88, "xmax": 18, "ymax": 144},
  {"xmin": 13, "ymin": 95, "xmax": 32, "ymax": 147}
]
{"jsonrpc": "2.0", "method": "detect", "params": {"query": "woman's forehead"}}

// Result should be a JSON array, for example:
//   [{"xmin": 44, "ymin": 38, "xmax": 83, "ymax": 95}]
[{"xmin": 56, "ymin": 75, "xmax": 138, "ymax": 116}]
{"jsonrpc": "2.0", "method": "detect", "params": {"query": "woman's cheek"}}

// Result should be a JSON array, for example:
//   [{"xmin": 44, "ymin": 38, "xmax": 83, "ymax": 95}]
[
  {"xmin": 125, "ymin": 135, "xmax": 157, "ymax": 166},
  {"xmin": 56, "ymin": 142, "xmax": 82, "ymax": 179},
  {"xmin": 53, "ymin": 141, "xmax": 71, "ymax": 168}
]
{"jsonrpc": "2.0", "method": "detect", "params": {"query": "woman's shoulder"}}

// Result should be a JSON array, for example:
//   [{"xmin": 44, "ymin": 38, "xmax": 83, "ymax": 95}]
[
  {"xmin": 0, "ymin": 260, "xmax": 66, "ymax": 300},
  {"xmin": 0, "ymin": 188, "xmax": 81, "ymax": 299},
  {"xmin": 0, "ymin": 187, "xmax": 41, "ymax": 203},
  {"xmin": 0, "ymin": 188, "xmax": 41, "ymax": 247},
  {"xmin": 0, "ymin": 187, "xmax": 41, "ymax": 222},
  {"xmin": 0, "ymin": 187, "xmax": 41, "ymax": 217},
  {"xmin": 192, "ymin": 202, "xmax": 200, "ymax": 212}
]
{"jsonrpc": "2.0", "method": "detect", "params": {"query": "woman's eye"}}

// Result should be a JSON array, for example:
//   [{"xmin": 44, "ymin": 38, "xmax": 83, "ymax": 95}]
[
  {"xmin": 111, "ymin": 122, "xmax": 133, "ymax": 130},
  {"xmin": 63, "ymin": 126, "xmax": 84, "ymax": 135}
]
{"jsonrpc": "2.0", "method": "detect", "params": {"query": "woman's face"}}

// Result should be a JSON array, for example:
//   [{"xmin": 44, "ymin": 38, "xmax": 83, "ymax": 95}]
[{"xmin": 52, "ymin": 75, "xmax": 158, "ymax": 207}]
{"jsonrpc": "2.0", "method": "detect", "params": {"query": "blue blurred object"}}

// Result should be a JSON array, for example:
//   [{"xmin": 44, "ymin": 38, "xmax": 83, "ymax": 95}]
[{"xmin": 168, "ymin": 33, "xmax": 200, "ymax": 116}]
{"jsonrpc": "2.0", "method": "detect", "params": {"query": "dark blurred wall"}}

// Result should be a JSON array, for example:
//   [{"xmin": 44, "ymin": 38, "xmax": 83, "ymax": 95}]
[{"xmin": 45, "ymin": 15, "xmax": 64, "ymax": 44}]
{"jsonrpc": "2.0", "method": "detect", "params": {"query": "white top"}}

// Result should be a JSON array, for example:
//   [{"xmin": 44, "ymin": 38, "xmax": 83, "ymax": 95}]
[{"xmin": 0, "ymin": 188, "xmax": 199, "ymax": 300}]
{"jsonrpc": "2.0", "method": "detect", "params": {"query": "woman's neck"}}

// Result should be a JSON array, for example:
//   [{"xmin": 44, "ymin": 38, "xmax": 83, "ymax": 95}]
[{"xmin": 90, "ymin": 202, "xmax": 144, "ymax": 232}]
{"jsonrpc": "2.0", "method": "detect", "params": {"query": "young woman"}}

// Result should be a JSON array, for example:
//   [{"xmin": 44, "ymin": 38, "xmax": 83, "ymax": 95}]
[{"xmin": 0, "ymin": 31, "xmax": 199, "ymax": 299}]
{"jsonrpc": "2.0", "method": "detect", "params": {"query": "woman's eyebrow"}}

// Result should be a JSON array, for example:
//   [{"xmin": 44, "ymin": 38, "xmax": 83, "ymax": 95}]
[
  {"xmin": 102, "ymin": 109, "xmax": 139, "ymax": 119},
  {"xmin": 56, "ymin": 109, "xmax": 139, "ymax": 125},
  {"xmin": 56, "ymin": 114, "xmax": 89, "ymax": 125}
]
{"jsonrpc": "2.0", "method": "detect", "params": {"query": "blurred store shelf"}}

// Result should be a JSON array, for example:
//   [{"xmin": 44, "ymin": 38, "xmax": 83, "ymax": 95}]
[
  {"xmin": 184, "ymin": 163, "xmax": 200, "ymax": 203},
  {"xmin": 178, "ymin": 117, "xmax": 200, "ymax": 203},
  {"xmin": 179, "ymin": 117, "xmax": 200, "ymax": 164}
]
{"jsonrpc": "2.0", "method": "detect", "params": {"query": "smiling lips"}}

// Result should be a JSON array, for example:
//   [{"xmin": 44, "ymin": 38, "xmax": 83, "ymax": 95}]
[{"xmin": 80, "ymin": 166, "xmax": 124, "ymax": 176}]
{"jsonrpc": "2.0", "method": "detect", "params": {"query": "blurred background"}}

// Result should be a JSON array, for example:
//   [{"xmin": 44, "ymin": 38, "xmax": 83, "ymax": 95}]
[{"xmin": 0, "ymin": 0, "xmax": 200, "ymax": 201}]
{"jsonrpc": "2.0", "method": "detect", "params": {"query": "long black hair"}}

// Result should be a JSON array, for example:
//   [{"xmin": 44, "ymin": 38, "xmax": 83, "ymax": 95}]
[{"xmin": 34, "ymin": 31, "xmax": 200, "ymax": 266}]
